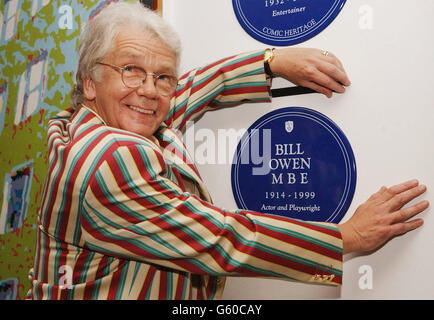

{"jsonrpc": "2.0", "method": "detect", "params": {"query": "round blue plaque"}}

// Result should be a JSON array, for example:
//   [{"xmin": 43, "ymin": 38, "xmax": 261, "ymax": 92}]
[
  {"xmin": 232, "ymin": 0, "xmax": 346, "ymax": 46},
  {"xmin": 231, "ymin": 107, "xmax": 356, "ymax": 223}
]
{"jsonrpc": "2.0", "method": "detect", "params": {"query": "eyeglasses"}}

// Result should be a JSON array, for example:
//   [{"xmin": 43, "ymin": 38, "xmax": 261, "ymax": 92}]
[{"xmin": 96, "ymin": 62, "xmax": 178, "ymax": 97}]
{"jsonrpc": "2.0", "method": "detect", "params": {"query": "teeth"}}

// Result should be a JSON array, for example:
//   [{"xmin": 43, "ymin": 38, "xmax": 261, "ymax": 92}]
[{"xmin": 127, "ymin": 105, "xmax": 154, "ymax": 115}]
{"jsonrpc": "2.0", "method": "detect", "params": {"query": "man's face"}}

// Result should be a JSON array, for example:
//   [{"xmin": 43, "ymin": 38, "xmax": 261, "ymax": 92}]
[{"xmin": 83, "ymin": 27, "xmax": 177, "ymax": 138}]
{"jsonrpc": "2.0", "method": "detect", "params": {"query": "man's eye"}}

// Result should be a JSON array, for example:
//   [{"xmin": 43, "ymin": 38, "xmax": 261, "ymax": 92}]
[
  {"xmin": 158, "ymin": 74, "xmax": 170, "ymax": 81},
  {"xmin": 123, "ymin": 65, "xmax": 136, "ymax": 72},
  {"xmin": 123, "ymin": 66, "xmax": 145, "ymax": 75}
]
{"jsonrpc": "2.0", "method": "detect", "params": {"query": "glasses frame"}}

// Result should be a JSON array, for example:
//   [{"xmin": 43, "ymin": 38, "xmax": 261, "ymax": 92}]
[{"xmin": 96, "ymin": 62, "xmax": 178, "ymax": 97}]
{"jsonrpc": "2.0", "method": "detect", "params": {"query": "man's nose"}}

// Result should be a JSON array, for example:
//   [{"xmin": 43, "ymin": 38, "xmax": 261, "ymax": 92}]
[{"xmin": 136, "ymin": 75, "xmax": 158, "ymax": 98}]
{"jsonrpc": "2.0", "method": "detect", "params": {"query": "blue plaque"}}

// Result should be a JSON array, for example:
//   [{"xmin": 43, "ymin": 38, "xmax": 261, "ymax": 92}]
[
  {"xmin": 232, "ymin": 0, "xmax": 346, "ymax": 46},
  {"xmin": 231, "ymin": 107, "xmax": 356, "ymax": 223}
]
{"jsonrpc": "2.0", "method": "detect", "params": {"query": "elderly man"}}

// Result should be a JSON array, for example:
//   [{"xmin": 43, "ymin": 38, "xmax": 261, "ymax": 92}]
[{"xmin": 27, "ymin": 2, "xmax": 428, "ymax": 299}]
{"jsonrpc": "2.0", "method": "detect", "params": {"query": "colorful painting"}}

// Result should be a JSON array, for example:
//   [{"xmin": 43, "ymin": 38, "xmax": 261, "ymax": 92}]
[
  {"xmin": 0, "ymin": 0, "xmax": 157, "ymax": 300},
  {"xmin": 0, "ymin": 161, "xmax": 34, "ymax": 234}
]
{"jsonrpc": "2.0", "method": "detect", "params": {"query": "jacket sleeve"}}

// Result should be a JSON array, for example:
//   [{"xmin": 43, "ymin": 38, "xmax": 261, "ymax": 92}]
[
  {"xmin": 81, "ymin": 142, "xmax": 344, "ymax": 286},
  {"xmin": 165, "ymin": 50, "xmax": 272, "ymax": 131}
]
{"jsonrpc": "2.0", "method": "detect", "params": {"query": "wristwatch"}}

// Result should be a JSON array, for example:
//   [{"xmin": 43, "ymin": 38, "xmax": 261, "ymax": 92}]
[{"xmin": 264, "ymin": 48, "xmax": 275, "ymax": 78}]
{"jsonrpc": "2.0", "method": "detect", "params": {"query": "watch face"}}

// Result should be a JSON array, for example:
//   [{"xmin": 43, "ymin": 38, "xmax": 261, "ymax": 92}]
[
  {"xmin": 264, "ymin": 49, "xmax": 273, "ymax": 62},
  {"xmin": 233, "ymin": 0, "xmax": 347, "ymax": 46},
  {"xmin": 231, "ymin": 107, "xmax": 357, "ymax": 223}
]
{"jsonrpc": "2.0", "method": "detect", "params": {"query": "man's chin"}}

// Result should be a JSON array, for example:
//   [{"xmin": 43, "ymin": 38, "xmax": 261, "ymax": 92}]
[
  {"xmin": 118, "ymin": 116, "xmax": 160, "ymax": 138},
  {"xmin": 127, "ymin": 126, "xmax": 155, "ymax": 139}
]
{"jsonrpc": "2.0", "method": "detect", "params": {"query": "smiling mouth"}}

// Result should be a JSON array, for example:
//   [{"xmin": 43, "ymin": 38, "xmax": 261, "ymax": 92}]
[{"xmin": 127, "ymin": 105, "xmax": 155, "ymax": 115}]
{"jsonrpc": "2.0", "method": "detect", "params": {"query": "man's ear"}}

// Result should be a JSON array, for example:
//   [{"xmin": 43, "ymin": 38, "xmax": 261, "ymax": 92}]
[{"xmin": 83, "ymin": 77, "xmax": 96, "ymax": 101}]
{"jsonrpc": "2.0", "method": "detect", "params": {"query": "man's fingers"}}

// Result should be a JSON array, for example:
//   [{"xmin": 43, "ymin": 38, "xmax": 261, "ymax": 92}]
[
  {"xmin": 309, "ymin": 71, "xmax": 346, "ymax": 94},
  {"xmin": 322, "ymin": 51, "xmax": 344, "ymax": 69},
  {"xmin": 390, "ymin": 200, "xmax": 430, "ymax": 224},
  {"xmin": 384, "ymin": 184, "xmax": 427, "ymax": 211},
  {"xmin": 317, "ymin": 62, "xmax": 351, "ymax": 88},
  {"xmin": 349, "ymin": 179, "xmax": 428, "ymax": 253},
  {"xmin": 389, "ymin": 219, "xmax": 424, "ymax": 237},
  {"xmin": 318, "ymin": 50, "xmax": 351, "ymax": 84},
  {"xmin": 300, "ymin": 80, "xmax": 333, "ymax": 98},
  {"xmin": 370, "ymin": 179, "xmax": 419, "ymax": 203},
  {"xmin": 388, "ymin": 179, "xmax": 419, "ymax": 194}
]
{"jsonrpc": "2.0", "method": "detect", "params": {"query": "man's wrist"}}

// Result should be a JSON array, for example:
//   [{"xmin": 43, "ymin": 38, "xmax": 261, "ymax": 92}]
[{"xmin": 337, "ymin": 222, "xmax": 358, "ymax": 254}]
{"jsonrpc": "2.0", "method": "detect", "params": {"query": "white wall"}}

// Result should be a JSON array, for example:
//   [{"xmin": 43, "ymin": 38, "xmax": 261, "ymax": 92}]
[{"xmin": 163, "ymin": 0, "xmax": 434, "ymax": 299}]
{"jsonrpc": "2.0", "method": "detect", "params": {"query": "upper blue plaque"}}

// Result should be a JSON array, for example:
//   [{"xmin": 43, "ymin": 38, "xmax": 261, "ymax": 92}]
[
  {"xmin": 232, "ymin": 0, "xmax": 346, "ymax": 46},
  {"xmin": 231, "ymin": 107, "xmax": 356, "ymax": 223}
]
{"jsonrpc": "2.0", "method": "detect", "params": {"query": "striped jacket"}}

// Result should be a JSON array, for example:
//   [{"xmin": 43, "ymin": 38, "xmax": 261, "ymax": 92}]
[{"xmin": 27, "ymin": 50, "xmax": 343, "ymax": 300}]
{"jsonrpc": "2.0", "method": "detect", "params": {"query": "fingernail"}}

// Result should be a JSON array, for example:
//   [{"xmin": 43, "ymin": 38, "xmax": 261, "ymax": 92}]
[{"xmin": 418, "ymin": 185, "xmax": 426, "ymax": 191}]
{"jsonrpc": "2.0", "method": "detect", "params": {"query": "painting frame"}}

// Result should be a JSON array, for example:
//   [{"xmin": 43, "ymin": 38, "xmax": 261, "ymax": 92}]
[{"xmin": 140, "ymin": 0, "xmax": 162, "ymax": 13}]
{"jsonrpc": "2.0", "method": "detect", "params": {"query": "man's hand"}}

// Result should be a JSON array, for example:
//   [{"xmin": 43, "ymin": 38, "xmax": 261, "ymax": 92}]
[
  {"xmin": 338, "ymin": 179, "xmax": 429, "ymax": 254},
  {"xmin": 270, "ymin": 48, "xmax": 351, "ymax": 98}
]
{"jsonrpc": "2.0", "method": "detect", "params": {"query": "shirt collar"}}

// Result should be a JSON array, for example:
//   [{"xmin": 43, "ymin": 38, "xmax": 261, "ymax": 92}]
[{"xmin": 80, "ymin": 104, "xmax": 107, "ymax": 125}]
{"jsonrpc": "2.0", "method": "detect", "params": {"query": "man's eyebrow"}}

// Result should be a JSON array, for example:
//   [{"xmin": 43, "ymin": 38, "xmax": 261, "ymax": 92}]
[{"xmin": 116, "ymin": 54, "xmax": 176, "ymax": 73}]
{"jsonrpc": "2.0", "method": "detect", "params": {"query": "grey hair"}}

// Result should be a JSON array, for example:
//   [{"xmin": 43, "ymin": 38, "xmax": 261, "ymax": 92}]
[{"xmin": 70, "ymin": 2, "xmax": 182, "ymax": 108}]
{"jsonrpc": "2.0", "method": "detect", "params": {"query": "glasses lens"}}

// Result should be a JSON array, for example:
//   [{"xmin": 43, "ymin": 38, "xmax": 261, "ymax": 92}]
[
  {"xmin": 155, "ymin": 75, "xmax": 177, "ymax": 96},
  {"xmin": 122, "ymin": 66, "xmax": 177, "ymax": 96},
  {"xmin": 122, "ymin": 66, "xmax": 145, "ymax": 88}
]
